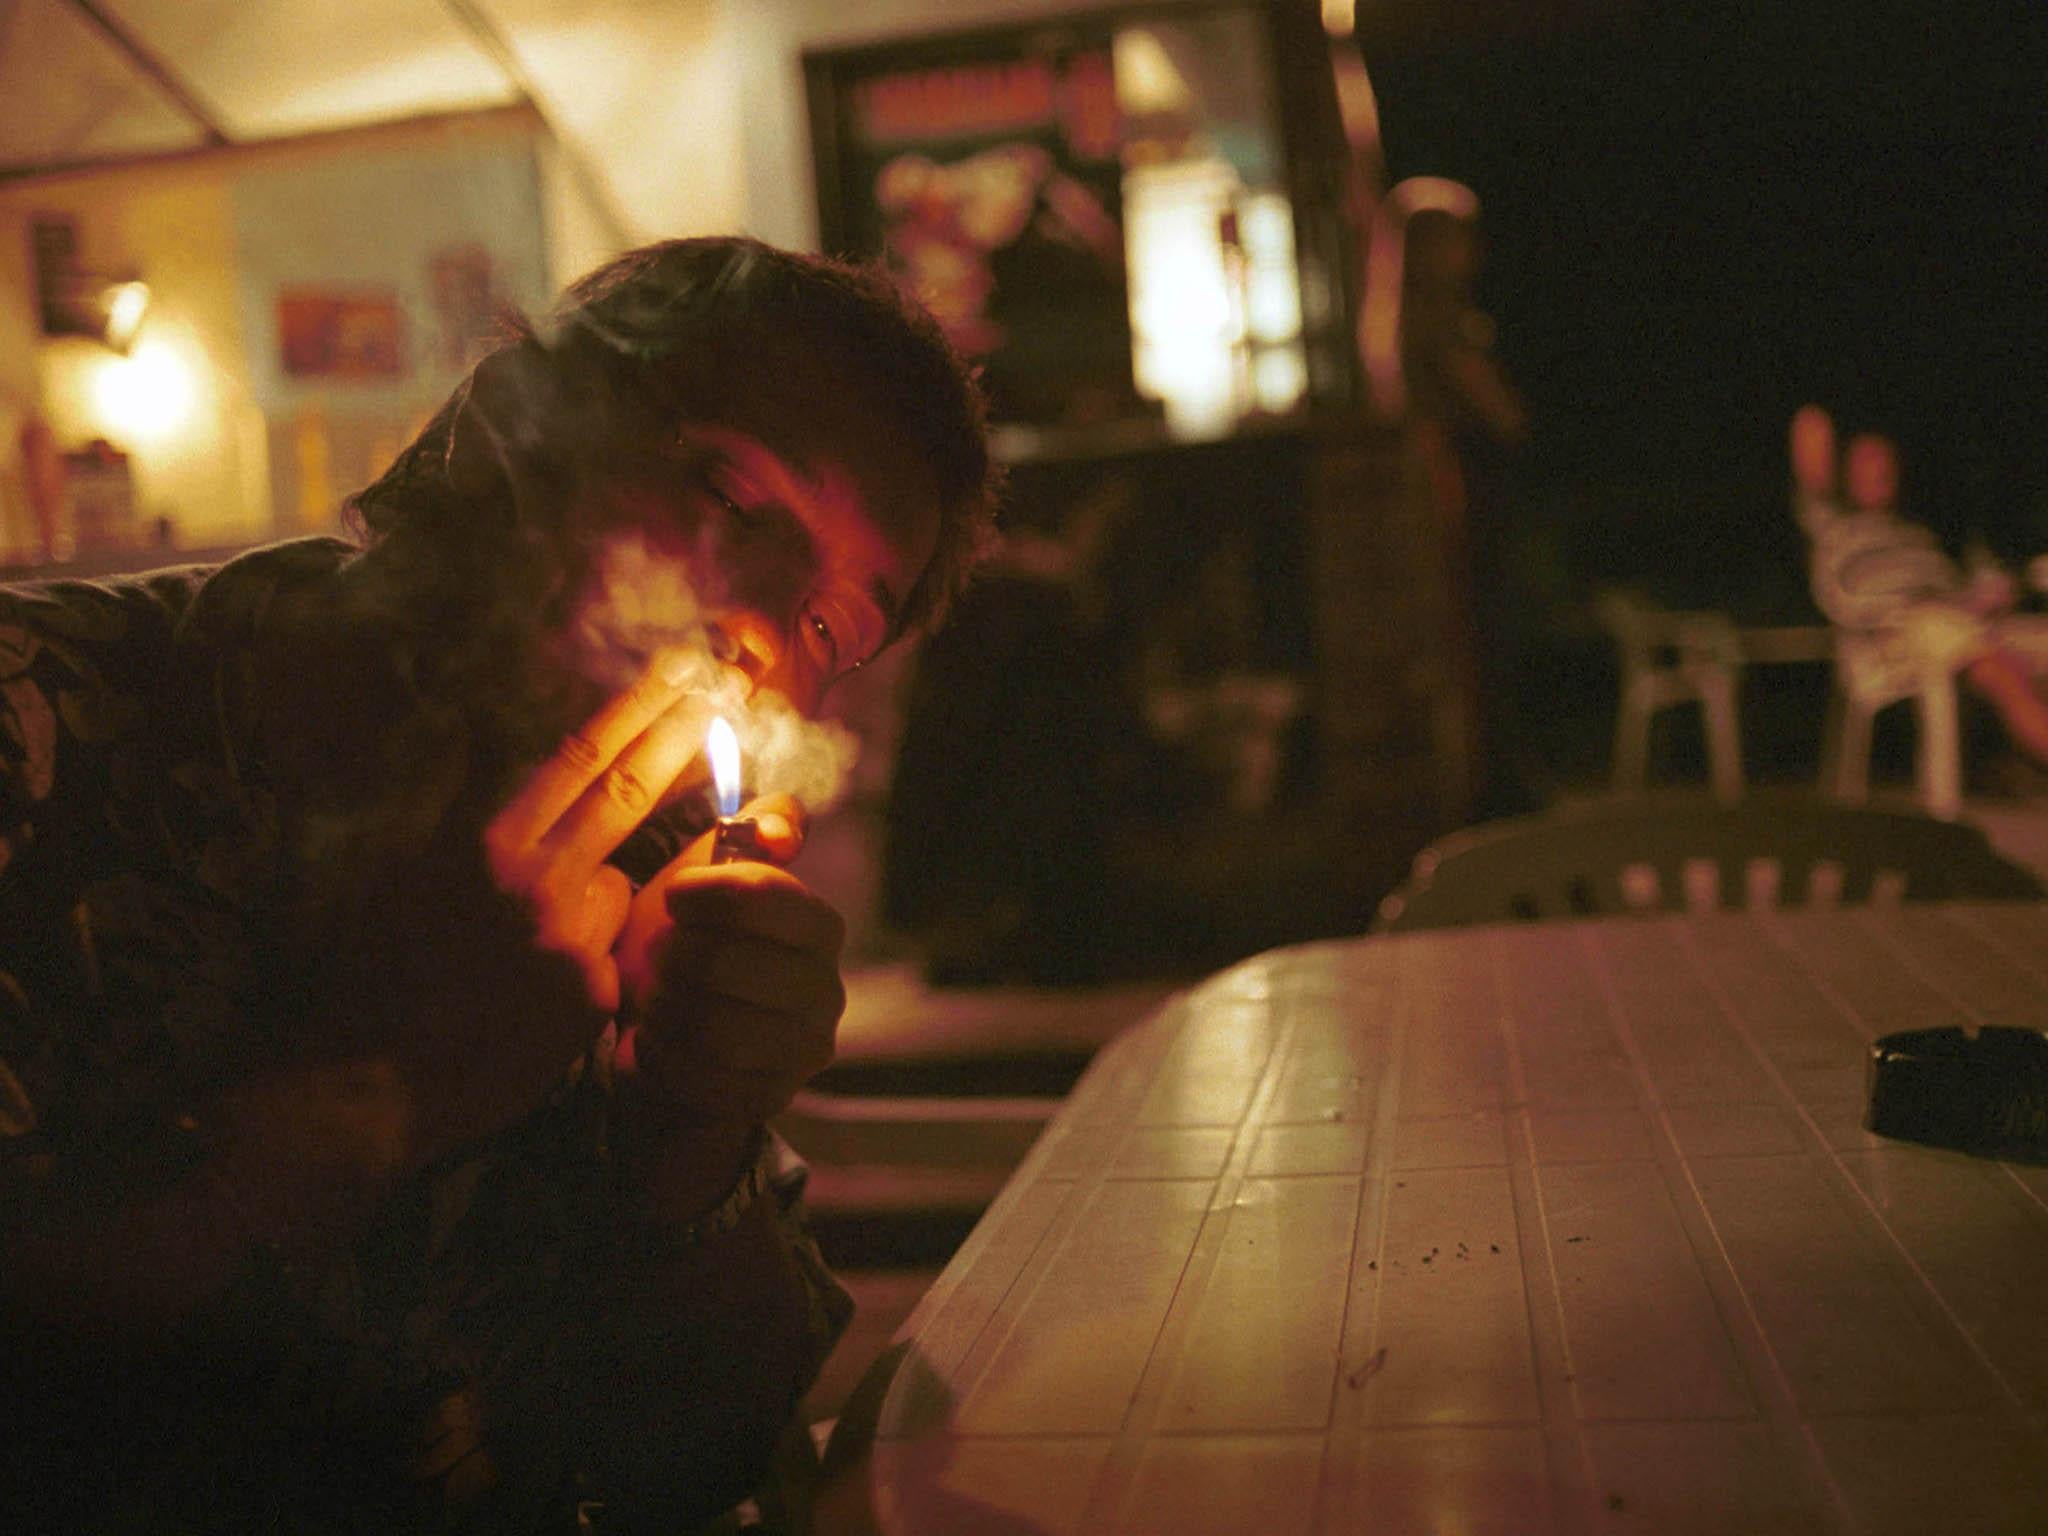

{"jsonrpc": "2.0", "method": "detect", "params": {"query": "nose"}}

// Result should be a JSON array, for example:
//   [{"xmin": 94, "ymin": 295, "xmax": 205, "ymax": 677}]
[{"xmin": 705, "ymin": 611, "xmax": 782, "ymax": 688}]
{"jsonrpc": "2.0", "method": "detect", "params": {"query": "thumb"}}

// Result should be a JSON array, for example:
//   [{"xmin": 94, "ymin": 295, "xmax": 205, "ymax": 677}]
[
  {"xmin": 739, "ymin": 792, "xmax": 807, "ymax": 864},
  {"xmin": 671, "ymin": 792, "xmax": 808, "ymax": 871}
]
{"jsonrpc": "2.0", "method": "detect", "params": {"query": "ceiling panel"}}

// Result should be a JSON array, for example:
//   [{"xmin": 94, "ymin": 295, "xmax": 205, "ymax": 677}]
[
  {"xmin": 1, "ymin": 0, "xmax": 758, "ymax": 240},
  {"xmin": 474, "ymin": 0, "xmax": 733, "ymax": 242},
  {"xmin": 0, "ymin": 0, "xmax": 208, "ymax": 167},
  {"xmin": 98, "ymin": 0, "xmax": 518, "ymax": 140}
]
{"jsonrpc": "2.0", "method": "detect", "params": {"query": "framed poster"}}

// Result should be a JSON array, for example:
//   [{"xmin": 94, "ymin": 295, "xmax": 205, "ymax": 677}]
[
  {"xmin": 807, "ymin": 18, "xmax": 1139, "ymax": 430},
  {"xmin": 427, "ymin": 244, "xmax": 503, "ymax": 370},
  {"xmin": 276, "ymin": 288, "xmax": 406, "ymax": 380},
  {"xmin": 809, "ymin": 4, "xmax": 1350, "ymax": 444}
]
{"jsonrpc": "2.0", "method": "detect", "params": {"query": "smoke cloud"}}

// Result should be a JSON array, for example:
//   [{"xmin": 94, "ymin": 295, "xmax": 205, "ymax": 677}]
[{"xmin": 568, "ymin": 530, "xmax": 859, "ymax": 814}]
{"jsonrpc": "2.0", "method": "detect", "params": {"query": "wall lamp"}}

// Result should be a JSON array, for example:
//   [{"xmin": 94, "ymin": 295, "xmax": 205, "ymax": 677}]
[{"xmin": 32, "ymin": 216, "xmax": 152, "ymax": 353}]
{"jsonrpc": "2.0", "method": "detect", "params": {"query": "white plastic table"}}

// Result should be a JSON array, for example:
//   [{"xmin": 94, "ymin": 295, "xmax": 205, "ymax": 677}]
[{"xmin": 820, "ymin": 905, "xmax": 2048, "ymax": 1535}]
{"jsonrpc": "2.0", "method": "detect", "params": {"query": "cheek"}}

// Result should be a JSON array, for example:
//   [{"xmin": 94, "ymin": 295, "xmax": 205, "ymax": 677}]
[{"xmin": 761, "ymin": 657, "xmax": 825, "ymax": 719}]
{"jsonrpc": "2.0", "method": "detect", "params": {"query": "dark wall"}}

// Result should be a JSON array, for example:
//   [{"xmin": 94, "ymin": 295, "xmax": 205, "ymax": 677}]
[{"xmin": 1364, "ymin": 1, "xmax": 2048, "ymax": 588}]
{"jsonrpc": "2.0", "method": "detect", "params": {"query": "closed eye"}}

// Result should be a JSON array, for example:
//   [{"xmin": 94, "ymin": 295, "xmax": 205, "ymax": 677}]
[
  {"xmin": 680, "ymin": 451, "xmax": 761, "ymax": 528},
  {"xmin": 706, "ymin": 480, "xmax": 754, "ymax": 524}
]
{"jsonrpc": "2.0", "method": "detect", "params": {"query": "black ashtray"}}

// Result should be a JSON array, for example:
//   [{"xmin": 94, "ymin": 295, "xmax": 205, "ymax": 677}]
[{"xmin": 1865, "ymin": 1025, "xmax": 2048, "ymax": 1164}]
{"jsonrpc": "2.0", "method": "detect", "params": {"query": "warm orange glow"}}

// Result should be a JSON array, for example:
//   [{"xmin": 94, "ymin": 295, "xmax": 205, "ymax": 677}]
[
  {"xmin": 708, "ymin": 715, "xmax": 742, "ymax": 817},
  {"xmin": 1122, "ymin": 160, "xmax": 1310, "ymax": 439},
  {"xmin": 89, "ymin": 336, "xmax": 198, "ymax": 444},
  {"xmin": 102, "ymin": 282, "xmax": 151, "ymax": 352},
  {"xmin": 1112, "ymin": 29, "xmax": 1192, "ymax": 117},
  {"xmin": 1125, "ymin": 160, "xmax": 1240, "ymax": 438}
]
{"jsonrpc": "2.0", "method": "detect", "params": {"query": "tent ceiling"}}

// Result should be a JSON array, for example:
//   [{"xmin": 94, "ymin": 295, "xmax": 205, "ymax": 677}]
[
  {"xmin": 0, "ymin": 0, "xmax": 211, "ymax": 166},
  {"xmin": 0, "ymin": 0, "xmax": 724, "ymax": 241},
  {"xmin": 94, "ymin": 0, "xmax": 521, "ymax": 142}
]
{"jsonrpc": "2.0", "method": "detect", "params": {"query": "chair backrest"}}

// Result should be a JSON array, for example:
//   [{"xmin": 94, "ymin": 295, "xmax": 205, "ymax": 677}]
[
  {"xmin": 1374, "ymin": 795, "xmax": 2044, "ymax": 932},
  {"xmin": 1596, "ymin": 591, "xmax": 1742, "ymax": 673}
]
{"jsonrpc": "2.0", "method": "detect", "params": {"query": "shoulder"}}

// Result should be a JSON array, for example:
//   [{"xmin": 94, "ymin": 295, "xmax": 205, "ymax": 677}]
[
  {"xmin": 158, "ymin": 537, "xmax": 368, "ymax": 773},
  {"xmin": 1, "ymin": 563, "xmax": 216, "ymax": 834},
  {"xmin": 2, "ymin": 560, "xmax": 206, "ymax": 692},
  {"xmin": 167, "ymin": 536, "xmax": 360, "ymax": 654},
  {"xmin": 1, "ymin": 538, "xmax": 366, "ymax": 887},
  {"xmin": 2, "ymin": 537, "xmax": 359, "ymax": 774},
  {"xmin": 0, "ymin": 537, "xmax": 357, "ymax": 694}
]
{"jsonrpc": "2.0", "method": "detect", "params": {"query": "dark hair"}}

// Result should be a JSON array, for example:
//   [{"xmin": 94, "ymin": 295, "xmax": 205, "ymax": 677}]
[{"xmin": 349, "ymin": 236, "xmax": 1000, "ymax": 638}]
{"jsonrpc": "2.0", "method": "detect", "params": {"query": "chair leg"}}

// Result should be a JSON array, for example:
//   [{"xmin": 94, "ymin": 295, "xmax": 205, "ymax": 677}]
[
  {"xmin": 1702, "ymin": 675, "xmax": 1744, "ymax": 802},
  {"xmin": 1613, "ymin": 681, "xmax": 1651, "ymax": 793},
  {"xmin": 1917, "ymin": 674, "xmax": 1963, "ymax": 820},
  {"xmin": 1835, "ymin": 696, "xmax": 1874, "ymax": 801},
  {"xmin": 1817, "ymin": 682, "xmax": 1845, "ymax": 787}
]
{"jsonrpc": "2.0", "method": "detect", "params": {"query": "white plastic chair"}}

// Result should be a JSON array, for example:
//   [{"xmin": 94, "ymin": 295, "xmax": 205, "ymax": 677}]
[
  {"xmin": 1598, "ymin": 591, "xmax": 1745, "ymax": 802},
  {"xmin": 1806, "ymin": 510, "xmax": 1979, "ymax": 820},
  {"xmin": 1823, "ymin": 615, "xmax": 1973, "ymax": 819}
]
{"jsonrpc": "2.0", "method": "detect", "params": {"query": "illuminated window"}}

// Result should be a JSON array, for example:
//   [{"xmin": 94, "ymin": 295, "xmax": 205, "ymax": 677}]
[{"xmin": 1114, "ymin": 14, "xmax": 1305, "ymax": 440}]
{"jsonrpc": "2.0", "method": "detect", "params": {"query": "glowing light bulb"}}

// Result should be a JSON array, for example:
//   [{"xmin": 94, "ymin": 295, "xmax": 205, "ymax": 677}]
[
  {"xmin": 102, "ymin": 281, "xmax": 151, "ymax": 351},
  {"xmin": 91, "ymin": 336, "xmax": 195, "ymax": 443}
]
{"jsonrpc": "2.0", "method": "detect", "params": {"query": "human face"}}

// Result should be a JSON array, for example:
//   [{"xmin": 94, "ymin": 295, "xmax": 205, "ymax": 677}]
[{"xmin": 636, "ymin": 423, "xmax": 940, "ymax": 718}]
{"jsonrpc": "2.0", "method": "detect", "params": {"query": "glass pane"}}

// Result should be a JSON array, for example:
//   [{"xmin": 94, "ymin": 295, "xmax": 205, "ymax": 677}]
[{"xmin": 1115, "ymin": 9, "xmax": 1306, "ymax": 441}]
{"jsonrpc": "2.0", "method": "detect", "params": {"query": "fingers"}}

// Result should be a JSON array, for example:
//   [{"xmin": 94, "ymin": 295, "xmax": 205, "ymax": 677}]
[
  {"xmin": 479, "ymin": 656, "xmax": 709, "ymax": 1009},
  {"xmin": 521, "ymin": 863, "xmax": 634, "ymax": 954},
  {"xmin": 666, "ymin": 792, "xmax": 809, "ymax": 874},
  {"xmin": 655, "ymin": 931, "xmax": 846, "ymax": 1027},
  {"xmin": 660, "ymin": 863, "xmax": 847, "ymax": 956},
  {"xmin": 739, "ymin": 793, "xmax": 807, "ymax": 863},
  {"xmin": 639, "ymin": 1057, "xmax": 821, "ymax": 1126},
  {"xmin": 574, "ymin": 866, "xmax": 634, "ymax": 1013},
  {"xmin": 487, "ymin": 654, "xmax": 700, "ymax": 857},
  {"xmin": 628, "ymin": 995, "xmax": 838, "ymax": 1121},
  {"xmin": 613, "ymin": 842, "xmax": 834, "ymax": 1009},
  {"xmin": 580, "ymin": 865, "xmax": 635, "ymax": 951},
  {"xmin": 616, "ymin": 860, "xmax": 846, "ymax": 1121},
  {"xmin": 539, "ymin": 700, "xmax": 704, "ymax": 874}
]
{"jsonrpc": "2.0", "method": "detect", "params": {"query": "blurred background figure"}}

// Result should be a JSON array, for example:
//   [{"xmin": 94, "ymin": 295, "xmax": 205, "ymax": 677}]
[
  {"xmin": 1797, "ymin": 407, "xmax": 2048, "ymax": 774},
  {"xmin": 1789, "ymin": 401, "xmax": 1840, "ymax": 534},
  {"xmin": 1371, "ymin": 180, "xmax": 1535, "ymax": 821}
]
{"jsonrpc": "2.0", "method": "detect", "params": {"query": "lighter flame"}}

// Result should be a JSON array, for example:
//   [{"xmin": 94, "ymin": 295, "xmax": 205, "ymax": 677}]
[{"xmin": 708, "ymin": 715, "xmax": 742, "ymax": 818}]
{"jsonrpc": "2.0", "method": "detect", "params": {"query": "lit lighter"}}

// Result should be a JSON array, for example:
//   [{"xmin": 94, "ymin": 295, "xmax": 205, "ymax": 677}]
[{"xmin": 705, "ymin": 715, "xmax": 768, "ymax": 864}]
